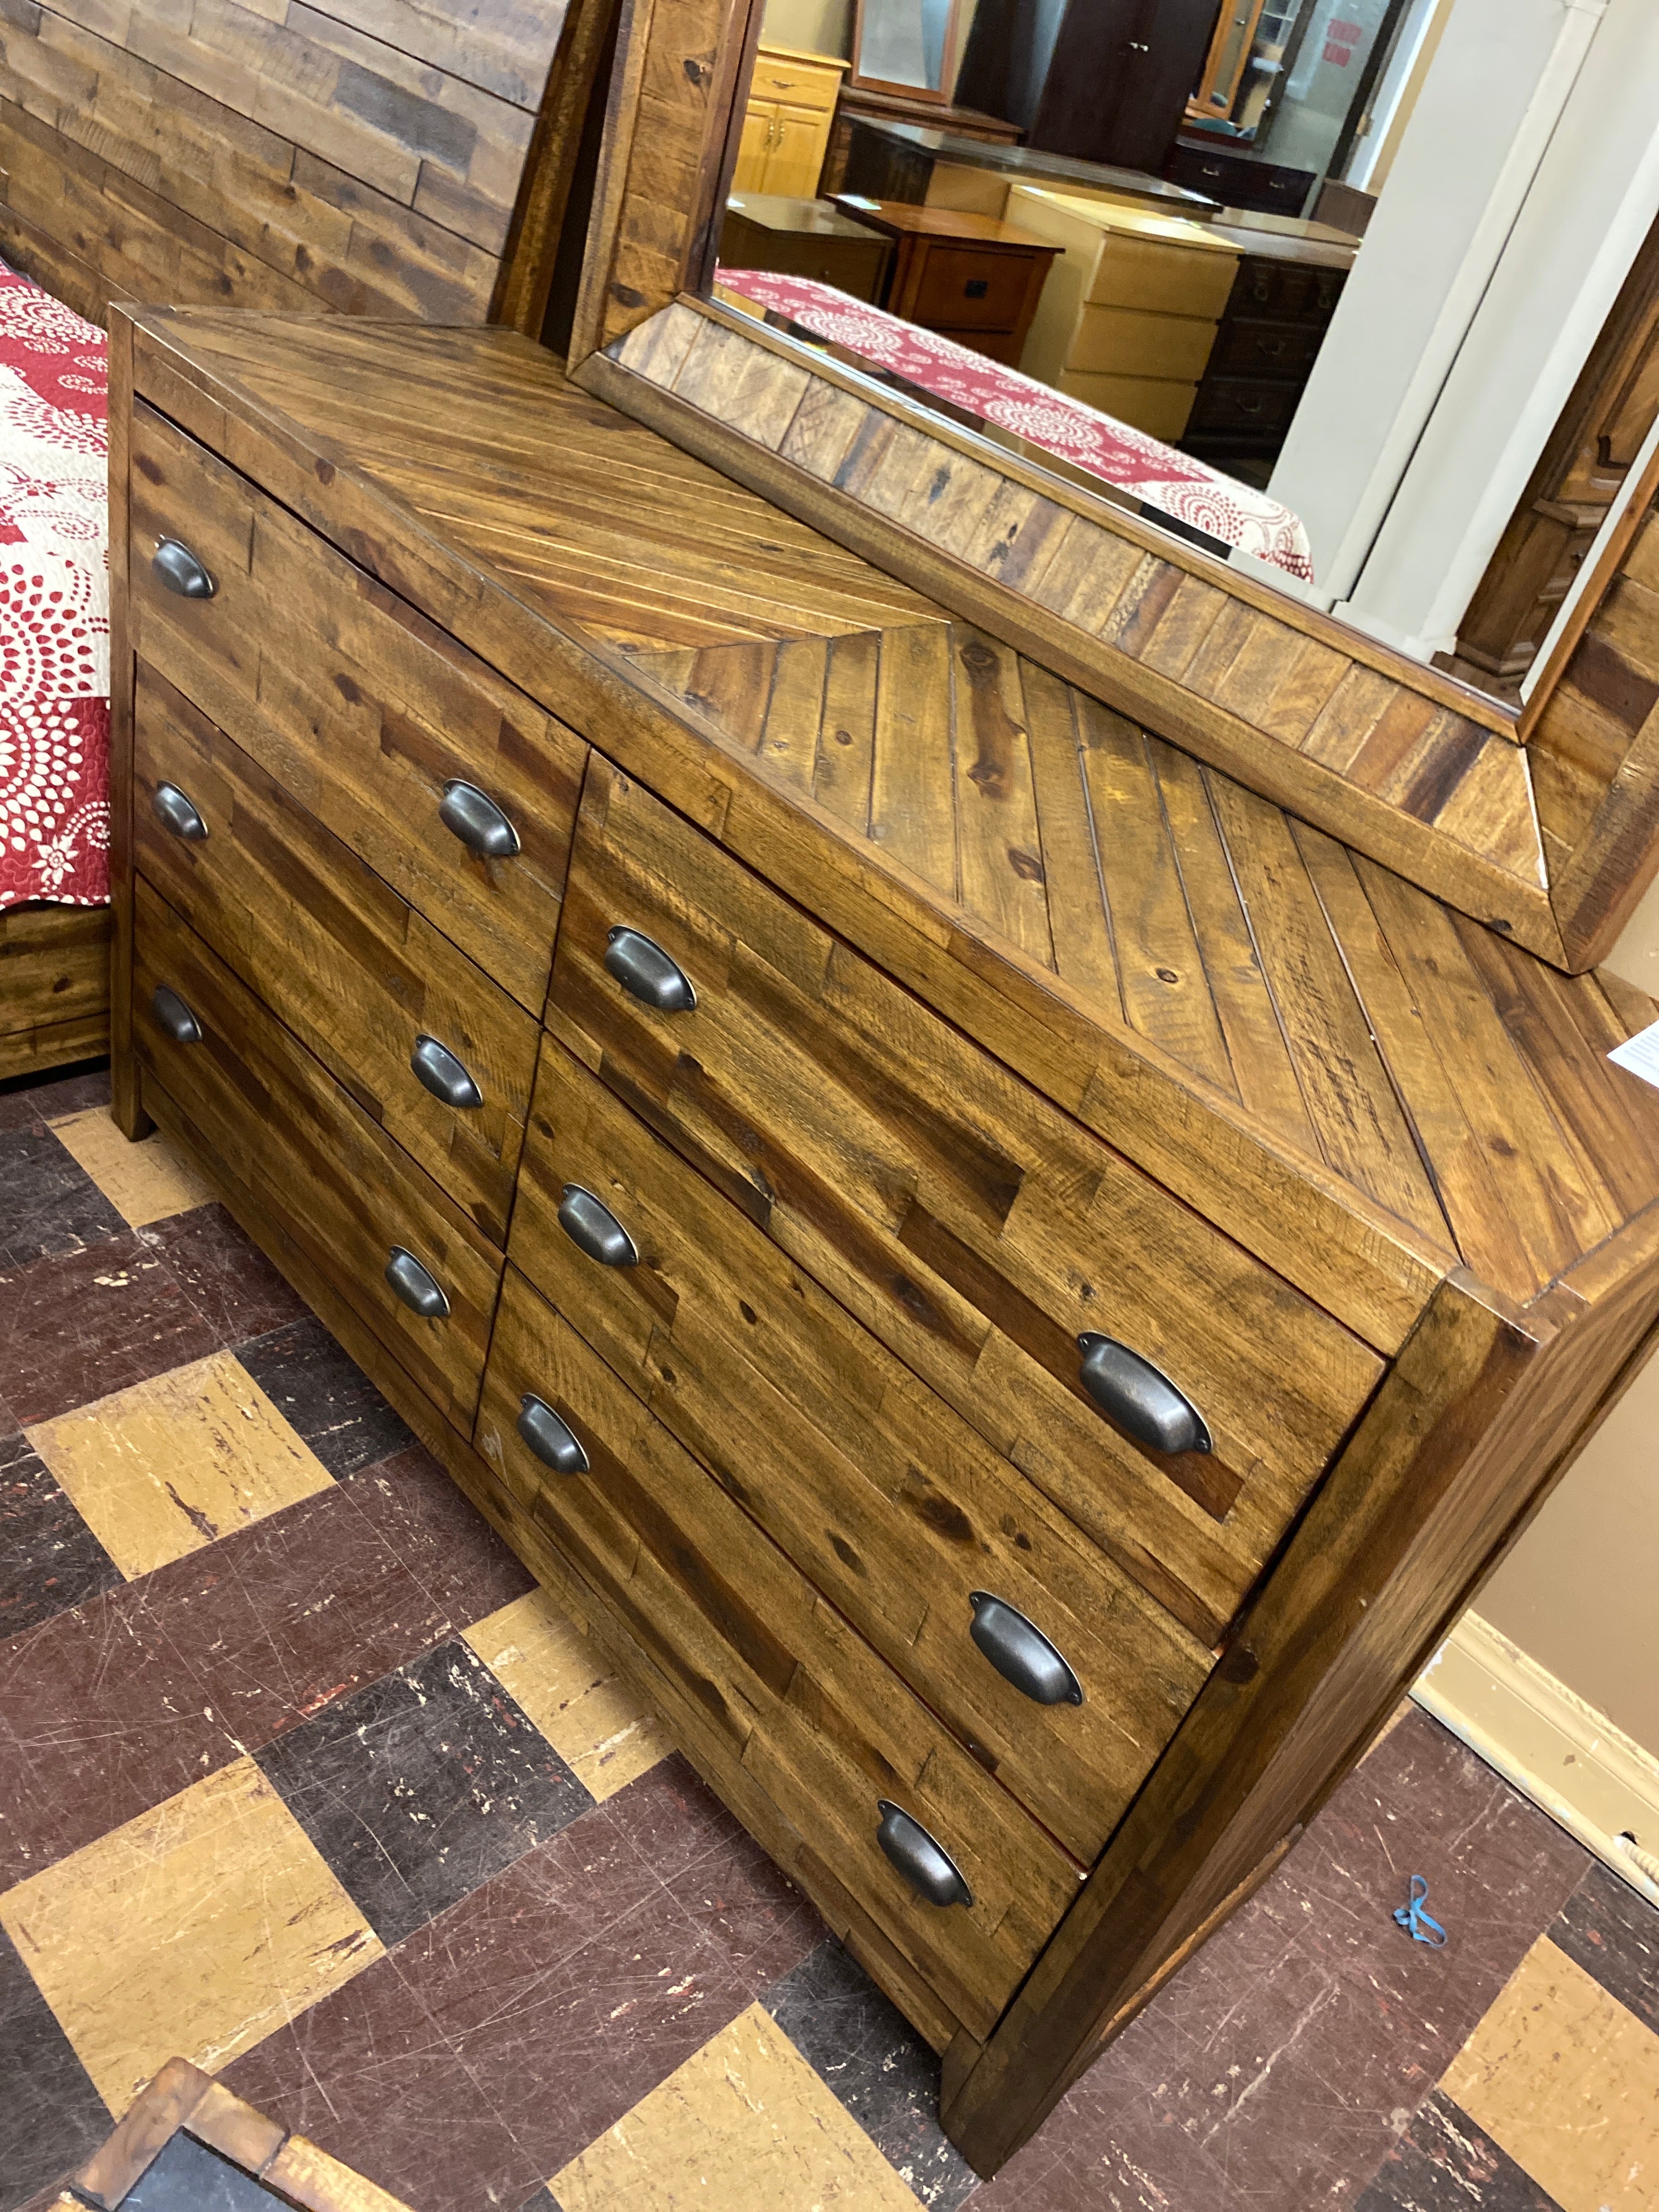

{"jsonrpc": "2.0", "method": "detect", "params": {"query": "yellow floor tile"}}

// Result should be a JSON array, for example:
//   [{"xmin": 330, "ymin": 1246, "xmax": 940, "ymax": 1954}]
[
  {"xmin": 464, "ymin": 1587, "xmax": 672, "ymax": 1801},
  {"xmin": 27, "ymin": 1351, "xmax": 334, "ymax": 1578},
  {"xmin": 50, "ymin": 1106, "xmax": 216, "ymax": 1227},
  {"xmin": 1443, "ymin": 1934, "xmax": 1659, "ymax": 2212},
  {"xmin": 551, "ymin": 2001, "xmax": 924, "ymax": 2211},
  {"xmin": 0, "ymin": 1758, "xmax": 382, "ymax": 2113}
]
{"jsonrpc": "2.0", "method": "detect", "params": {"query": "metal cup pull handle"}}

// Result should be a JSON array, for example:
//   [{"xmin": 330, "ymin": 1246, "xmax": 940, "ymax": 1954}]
[
  {"xmin": 410, "ymin": 1034, "xmax": 483, "ymax": 1110},
  {"xmin": 558, "ymin": 1184, "xmax": 639, "ymax": 1267},
  {"xmin": 153, "ymin": 538, "xmax": 216, "ymax": 599},
  {"xmin": 385, "ymin": 1245, "xmax": 450, "ymax": 1318},
  {"xmin": 516, "ymin": 1393, "xmax": 590, "ymax": 1475},
  {"xmin": 968, "ymin": 1592, "xmax": 1083, "ymax": 1706},
  {"xmin": 604, "ymin": 926, "xmax": 697, "ymax": 1012},
  {"xmin": 1077, "ymin": 1334, "xmax": 1210, "ymax": 1456},
  {"xmin": 439, "ymin": 780, "xmax": 521, "ymax": 860},
  {"xmin": 152, "ymin": 782, "xmax": 208, "ymax": 841},
  {"xmin": 150, "ymin": 984, "xmax": 202, "ymax": 1045},
  {"xmin": 875, "ymin": 1802, "xmax": 973, "ymax": 1908}
]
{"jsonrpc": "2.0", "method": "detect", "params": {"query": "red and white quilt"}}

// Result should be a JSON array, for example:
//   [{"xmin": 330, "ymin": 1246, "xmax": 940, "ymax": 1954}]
[
  {"xmin": 715, "ymin": 267, "xmax": 1314, "ymax": 582},
  {"xmin": 0, "ymin": 268, "xmax": 109, "ymax": 912}
]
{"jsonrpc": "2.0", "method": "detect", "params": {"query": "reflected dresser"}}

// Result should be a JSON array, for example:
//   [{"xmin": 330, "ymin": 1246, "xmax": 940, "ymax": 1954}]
[{"xmin": 108, "ymin": 306, "xmax": 1659, "ymax": 2177}]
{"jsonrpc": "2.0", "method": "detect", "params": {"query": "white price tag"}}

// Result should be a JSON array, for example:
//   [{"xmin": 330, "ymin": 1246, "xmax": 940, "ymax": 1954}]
[{"xmin": 1608, "ymin": 1018, "xmax": 1659, "ymax": 1092}]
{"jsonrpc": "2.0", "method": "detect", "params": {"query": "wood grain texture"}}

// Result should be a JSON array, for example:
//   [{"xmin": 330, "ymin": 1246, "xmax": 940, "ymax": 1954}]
[
  {"xmin": 0, "ymin": 0, "xmax": 588, "ymax": 326},
  {"xmin": 0, "ymin": 901, "xmax": 110, "ymax": 1077}
]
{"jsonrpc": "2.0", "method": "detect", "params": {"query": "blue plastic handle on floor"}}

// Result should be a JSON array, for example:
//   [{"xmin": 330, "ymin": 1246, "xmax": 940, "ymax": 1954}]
[{"xmin": 1393, "ymin": 1874, "xmax": 1448, "ymax": 1947}]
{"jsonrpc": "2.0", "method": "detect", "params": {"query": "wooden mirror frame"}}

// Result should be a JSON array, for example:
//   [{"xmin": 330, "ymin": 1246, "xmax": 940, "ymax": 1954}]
[
  {"xmin": 566, "ymin": 0, "xmax": 1659, "ymax": 976},
  {"xmin": 847, "ymin": 0, "xmax": 963, "ymax": 103}
]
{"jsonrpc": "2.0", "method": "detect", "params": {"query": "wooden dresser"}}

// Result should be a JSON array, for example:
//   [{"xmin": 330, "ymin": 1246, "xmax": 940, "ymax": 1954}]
[
  {"xmin": 1181, "ymin": 229, "xmax": 1353, "ymax": 481},
  {"xmin": 733, "ymin": 44, "xmax": 849, "ymax": 200},
  {"xmin": 831, "ymin": 198, "xmax": 1063, "ymax": 365},
  {"xmin": 108, "ymin": 309, "xmax": 1659, "ymax": 2175}
]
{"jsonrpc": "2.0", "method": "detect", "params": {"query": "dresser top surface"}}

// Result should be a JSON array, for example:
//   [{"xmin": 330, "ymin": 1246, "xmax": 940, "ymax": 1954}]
[{"xmin": 128, "ymin": 310, "xmax": 1659, "ymax": 1328}]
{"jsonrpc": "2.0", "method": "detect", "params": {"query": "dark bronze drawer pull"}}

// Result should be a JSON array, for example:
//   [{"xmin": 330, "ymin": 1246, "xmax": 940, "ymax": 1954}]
[
  {"xmin": 151, "ymin": 782, "xmax": 208, "ymax": 841},
  {"xmin": 1077, "ymin": 1334, "xmax": 1211, "ymax": 1456},
  {"xmin": 150, "ymin": 984, "xmax": 202, "ymax": 1045},
  {"xmin": 968, "ymin": 1592, "xmax": 1083, "ymax": 1706},
  {"xmin": 875, "ymin": 1802, "xmax": 973, "ymax": 1908},
  {"xmin": 384, "ymin": 1245, "xmax": 450, "ymax": 1318},
  {"xmin": 558, "ymin": 1184, "xmax": 639, "ymax": 1267},
  {"xmin": 153, "ymin": 538, "xmax": 216, "ymax": 599},
  {"xmin": 605, "ymin": 926, "xmax": 696, "ymax": 1012},
  {"xmin": 516, "ymin": 1392, "xmax": 590, "ymax": 1475},
  {"xmin": 410, "ymin": 1033, "xmax": 483, "ymax": 1110},
  {"xmin": 439, "ymin": 780, "xmax": 521, "ymax": 860}
]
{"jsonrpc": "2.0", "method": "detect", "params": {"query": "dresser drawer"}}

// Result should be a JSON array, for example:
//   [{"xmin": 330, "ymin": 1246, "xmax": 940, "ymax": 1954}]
[
  {"xmin": 135, "ymin": 667, "xmax": 540, "ymax": 1245},
  {"xmin": 546, "ymin": 760, "xmax": 1386, "ymax": 1643},
  {"xmin": 133, "ymin": 881, "xmax": 503, "ymax": 1430},
  {"xmin": 1206, "ymin": 317, "xmax": 1323, "ymax": 381},
  {"xmin": 907, "ymin": 246, "xmax": 1044, "ymax": 333},
  {"xmin": 512, "ymin": 1036, "xmax": 1211, "ymax": 1863},
  {"xmin": 477, "ymin": 1262, "xmax": 1081, "ymax": 2039},
  {"xmin": 1229, "ymin": 257, "xmax": 1346, "ymax": 325},
  {"xmin": 1184, "ymin": 374, "xmax": 1304, "ymax": 439},
  {"xmin": 751, "ymin": 54, "xmax": 843, "ymax": 109},
  {"xmin": 127, "ymin": 403, "xmax": 584, "ymax": 1014}
]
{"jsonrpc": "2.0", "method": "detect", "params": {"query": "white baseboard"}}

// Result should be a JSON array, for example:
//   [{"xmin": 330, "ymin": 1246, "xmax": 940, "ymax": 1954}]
[{"xmin": 1413, "ymin": 1611, "xmax": 1659, "ymax": 1906}]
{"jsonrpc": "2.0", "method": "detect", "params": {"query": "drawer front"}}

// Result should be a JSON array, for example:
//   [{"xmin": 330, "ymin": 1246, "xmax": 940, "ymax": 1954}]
[
  {"xmin": 477, "ymin": 1263, "xmax": 1081, "ymax": 2039},
  {"xmin": 1185, "ymin": 374, "xmax": 1304, "ymax": 438},
  {"xmin": 1230, "ymin": 257, "xmax": 1346, "ymax": 325},
  {"xmin": 128, "ymin": 402, "xmax": 584, "ymax": 1014},
  {"xmin": 1069, "ymin": 303, "xmax": 1218, "ymax": 381},
  {"xmin": 1207, "ymin": 316, "xmax": 1323, "ymax": 381},
  {"xmin": 133, "ymin": 880, "xmax": 503, "ymax": 1430},
  {"xmin": 135, "ymin": 666, "xmax": 541, "ymax": 1245},
  {"xmin": 752, "ymin": 55, "xmax": 843, "ymax": 109},
  {"xmin": 1090, "ymin": 234, "xmax": 1238, "ymax": 321},
  {"xmin": 909, "ymin": 246, "xmax": 1043, "ymax": 332},
  {"xmin": 512, "ymin": 1037, "xmax": 1211, "ymax": 1864},
  {"xmin": 546, "ymin": 760, "xmax": 1386, "ymax": 1644}
]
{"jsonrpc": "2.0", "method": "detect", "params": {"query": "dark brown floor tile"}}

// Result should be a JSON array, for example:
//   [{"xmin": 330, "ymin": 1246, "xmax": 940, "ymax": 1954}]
[
  {"xmin": 0, "ymin": 1429, "xmax": 120, "ymax": 1638},
  {"xmin": 589, "ymin": 1751, "xmax": 751, "ymax": 1888},
  {"xmin": 0, "ymin": 1481, "xmax": 510, "ymax": 1887},
  {"xmin": 0, "ymin": 1923, "xmax": 110, "ymax": 2212},
  {"xmin": 765, "ymin": 1939, "xmax": 978, "ymax": 2211},
  {"xmin": 138, "ymin": 1203, "xmax": 308, "ymax": 1348},
  {"xmin": 1550, "ymin": 1856, "xmax": 1659, "ymax": 2033},
  {"xmin": 1353, "ymin": 2090, "xmax": 1564, "ymax": 2211},
  {"xmin": 0, "ymin": 1127, "xmax": 125, "ymax": 1271},
  {"xmin": 221, "ymin": 1943, "xmax": 538, "ymax": 2212},
  {"xmin": 0, "ymin": 1059, "xmax": 110, "ymax": 1135},
  {"xmin": 0, "ymin": 1233, "xmax": 219, "ymax": 1427},
  {"xmin": 666, "ymin": 1827, "xmax": 823, "ymax": 1997},
  {"xmin": 344, "ymin": 1446, "xmax": 534, "ymax": 1630},
  {"xmin": 236, "ymin": 1313, "xmax": 413, "ymax": 1478},
  {"xmin": 257, "ymin": 1639, "xmax": 594, "ymax": 1946}
]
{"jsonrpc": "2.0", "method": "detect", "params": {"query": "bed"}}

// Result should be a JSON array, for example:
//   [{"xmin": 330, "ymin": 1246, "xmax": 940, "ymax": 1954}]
[
  {"xmin": 0, "ymin": 267, "xmax": 111, "ymax": 1080},
  {"xmin": 714, "ymin": 266, "xmax": 1316, "ymax": 581}
]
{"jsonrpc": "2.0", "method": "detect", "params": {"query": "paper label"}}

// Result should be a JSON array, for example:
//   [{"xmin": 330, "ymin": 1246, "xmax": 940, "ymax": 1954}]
[{"xmin": 1608, "ymin": 1018, "xmax": 1659, "ymax": 1091}]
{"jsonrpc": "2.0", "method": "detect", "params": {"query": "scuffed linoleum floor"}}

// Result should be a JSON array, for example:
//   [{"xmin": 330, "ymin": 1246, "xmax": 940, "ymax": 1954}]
[{"xmin": 2, "ymin": 1059, "xmax": 1656, "ymax": 2212}]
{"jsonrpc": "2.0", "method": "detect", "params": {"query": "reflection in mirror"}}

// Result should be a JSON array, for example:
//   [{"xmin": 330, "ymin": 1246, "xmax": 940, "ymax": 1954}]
[{"xmin": 710, "ymin": 0, "xmax": 1659, "ymax": 709}]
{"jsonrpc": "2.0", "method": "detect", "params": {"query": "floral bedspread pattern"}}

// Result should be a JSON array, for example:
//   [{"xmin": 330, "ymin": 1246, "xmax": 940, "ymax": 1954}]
[
  {"xmin": 0, "ymin": 268, "xmax": 109, "ymax": 912},
  {"xmin": 715, "ymin": 268, "xmax": 1314, "ymax": 582}
]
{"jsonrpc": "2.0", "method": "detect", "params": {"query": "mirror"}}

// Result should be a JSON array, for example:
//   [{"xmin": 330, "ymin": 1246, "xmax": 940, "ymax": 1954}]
[{"xmin": 710, "ymin": 0, "xmax": 1659, "ymax": 710}]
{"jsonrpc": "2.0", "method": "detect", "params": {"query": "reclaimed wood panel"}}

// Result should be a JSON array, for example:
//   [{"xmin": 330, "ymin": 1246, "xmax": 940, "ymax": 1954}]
[{"xmin": 0, "ymin": 900, "xmax": 110, "ymax": 1078}]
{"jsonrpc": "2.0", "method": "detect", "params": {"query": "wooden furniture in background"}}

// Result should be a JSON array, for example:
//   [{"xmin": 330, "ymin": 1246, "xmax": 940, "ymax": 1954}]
[
  {"xmin": 838, "ymin": 119, "xmax": 1219, "ymax": 221},
  {"xmin": 0, "ymin": 905, "xmax": 111, "ymax": 1080},
  {"xmin": 1008, "ymin": 188, "xmax": 1240, "ymax": 440},
  {"xmin": 822, "ymin": 91, "xmax": 1022, "ymax": 197},
  {"xmin": 1453, "ymin": 210, "xmax": 1659, "ymax": 692},
  {"xmin": 733, "ymin": 44, "xmax": 849, "ymax": 199},
  {"xmin": 51, "ymin": 2055, "xmax": 415, "ymax": 2210},
  {"xmin": 955, "ymin": 0, "xmax": 1222, "ymax": 175},
  {"xmin": 108, "ymin": 301, "xmax": 1659, "ymax": 2193},
  {"xmin": 0, "ymin": 0, "xmax": 617, "ymax": 331},
  {"xmin": 721, "ymin": 194, "xmax": 893, "ymax": 301},
  {"xmin": 1189, "ymin": 0, "xmax": 1269, "ymax": 124},
  {"xmin": 1181, "ymin": 230, "xmax": 1351, "ymax": 482},
  {"xmin": 1167, "ymin": 135, "xmax": 1318, "ymax": 219},
  {"xmin": 831, "ymin": 196, "xmax": 1061, "ymax": 363}
]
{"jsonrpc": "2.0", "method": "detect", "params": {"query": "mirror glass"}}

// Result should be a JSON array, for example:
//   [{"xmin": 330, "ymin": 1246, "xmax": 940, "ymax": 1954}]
[{"xmin": 711, "ymin": 0, "xmax": 1659, "ymax": 709}]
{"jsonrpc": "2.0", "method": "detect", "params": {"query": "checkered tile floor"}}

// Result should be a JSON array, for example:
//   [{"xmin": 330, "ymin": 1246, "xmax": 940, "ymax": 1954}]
[{"xmin": 2, "ymin": 1059, "xmax": 1656, "ymax": 2212}]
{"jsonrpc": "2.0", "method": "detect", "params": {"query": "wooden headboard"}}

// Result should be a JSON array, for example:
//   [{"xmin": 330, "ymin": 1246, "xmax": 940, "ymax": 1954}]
[{"xmin": 0, "ymin": 0, "xmax": 613, "ymax": 330}]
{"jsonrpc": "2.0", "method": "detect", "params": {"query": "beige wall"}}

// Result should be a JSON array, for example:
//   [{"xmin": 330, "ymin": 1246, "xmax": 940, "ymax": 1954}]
[
  {"xmin": 1473, "ymin": 884, "xmax": 1659, "ymax": 1755},
  {"xmin": 761, "ymin": 0, "xmax": 851, "ymax": 59}
]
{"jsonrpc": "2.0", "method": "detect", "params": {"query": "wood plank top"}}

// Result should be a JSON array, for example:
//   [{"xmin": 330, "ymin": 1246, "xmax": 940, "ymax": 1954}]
[
  {"xmin": 832, "ymin": 198, "xmax": 1066, "ymax": 251},
  {"xmin": 123, "ymin": 308, "xmax": 1659, "ymax": 1336}
]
